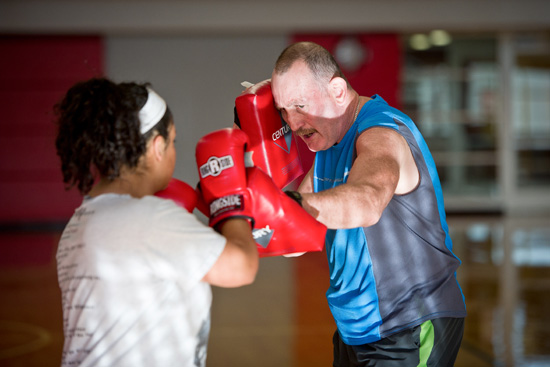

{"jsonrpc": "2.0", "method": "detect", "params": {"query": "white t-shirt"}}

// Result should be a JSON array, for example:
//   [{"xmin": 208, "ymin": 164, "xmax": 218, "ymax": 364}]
[{"xmin": 56, "ymin": 194, "xmax": 225, "ymax": 367}]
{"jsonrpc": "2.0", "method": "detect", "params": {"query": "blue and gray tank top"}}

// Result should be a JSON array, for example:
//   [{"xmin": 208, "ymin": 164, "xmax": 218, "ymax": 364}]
[{"xmin": 314, "ymin": 95, "xmax": 466, "ymax": 345}]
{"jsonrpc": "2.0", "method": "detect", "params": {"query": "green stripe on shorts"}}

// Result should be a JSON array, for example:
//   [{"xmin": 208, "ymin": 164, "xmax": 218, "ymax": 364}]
[{"xmin": 417, "ymin": 320, "xmax": 434, "ymax": 367}]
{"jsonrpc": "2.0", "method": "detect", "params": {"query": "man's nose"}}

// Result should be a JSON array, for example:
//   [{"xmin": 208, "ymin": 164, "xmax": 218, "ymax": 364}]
[{"xmin": 283, "ymin": 111, "xmax": 302, "ymax": 131}]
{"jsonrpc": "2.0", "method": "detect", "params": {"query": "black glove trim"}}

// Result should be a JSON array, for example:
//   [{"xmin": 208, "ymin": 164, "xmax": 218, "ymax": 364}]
[
  {"xmin": 233, "ymin": 106, "xmax": 241, "ymax": 128},
  {"xmin": 284, "ymin": 190, "xmax": 303, "ymax": 207}
]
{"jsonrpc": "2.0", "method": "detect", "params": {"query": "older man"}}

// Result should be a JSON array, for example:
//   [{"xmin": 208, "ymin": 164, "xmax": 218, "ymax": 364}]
[{"xmin": 271, "ymin": 41, "xmax": 466, "ymax": 367}]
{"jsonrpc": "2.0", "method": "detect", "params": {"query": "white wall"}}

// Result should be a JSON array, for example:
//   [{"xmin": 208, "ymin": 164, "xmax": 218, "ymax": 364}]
[{"xmin": 107, "ymin": 35, "xmax": 289, "ymax": 185}]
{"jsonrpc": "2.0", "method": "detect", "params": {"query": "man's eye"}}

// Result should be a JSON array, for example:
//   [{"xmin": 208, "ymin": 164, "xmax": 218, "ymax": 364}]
[{"xmin": 297, "ymin": 105, "xmax": 305, "ymax": 109}]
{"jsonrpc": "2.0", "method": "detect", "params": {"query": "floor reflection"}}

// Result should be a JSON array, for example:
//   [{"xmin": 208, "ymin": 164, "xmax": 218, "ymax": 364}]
[
  {"xmin": 452, "ymin": 215, "xmax": 550, "ymax": 367},
  {"xmin": 0, "ymin": 214, "xmax": 549, "ymax": 367}
]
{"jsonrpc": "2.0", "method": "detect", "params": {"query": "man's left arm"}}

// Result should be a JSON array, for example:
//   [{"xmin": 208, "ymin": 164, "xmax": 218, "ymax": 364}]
[{"xmin": 299, "ymin": 127, "xmax": 417, "ymax": 229}]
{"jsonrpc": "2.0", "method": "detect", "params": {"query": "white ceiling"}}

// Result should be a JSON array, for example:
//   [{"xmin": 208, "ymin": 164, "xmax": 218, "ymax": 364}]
[{"xmin": 1, "ymin": 0, "xmax": 549, "ymax": 35}]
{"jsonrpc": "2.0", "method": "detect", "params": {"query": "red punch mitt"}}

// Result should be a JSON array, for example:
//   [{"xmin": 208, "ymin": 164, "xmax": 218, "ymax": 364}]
[
  {"xmin": 235, "ymin": 80, "xmax": 303, "ymax": 189},
  {"xmin": 246, "ymin": 166, "xmax": 326, "ymax": 257}
]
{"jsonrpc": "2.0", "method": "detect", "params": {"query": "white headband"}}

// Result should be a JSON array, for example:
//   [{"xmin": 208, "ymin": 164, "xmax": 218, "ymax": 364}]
[{"xmin": 138, "ymin": 87, "xmax": 167, "ymax": 134}]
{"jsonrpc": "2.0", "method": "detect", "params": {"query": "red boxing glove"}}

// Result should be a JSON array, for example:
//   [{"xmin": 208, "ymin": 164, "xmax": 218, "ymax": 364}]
[
  {"xmin": 155, "ymin": 178, "xmax": 197, "ymax": 213},
  {"xmin": 246, "ymin": 167, "xmax": 326, "ymax": 257},
  {"xmin": 193, "ymin": 185, "xmax": 210, "ymax": 218},
  {"xmin": 235, "ymin": 80, "xmax": 303, "ymax": 189},
  {"xmin": 195, "ymin": 128, "xmax": 254, "ymax": 228}
]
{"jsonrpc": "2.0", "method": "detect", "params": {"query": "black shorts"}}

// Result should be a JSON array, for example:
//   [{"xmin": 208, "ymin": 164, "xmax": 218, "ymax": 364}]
[{"xmin": 333, "ymin": 317, "xmax": 464, "ymax": 367}]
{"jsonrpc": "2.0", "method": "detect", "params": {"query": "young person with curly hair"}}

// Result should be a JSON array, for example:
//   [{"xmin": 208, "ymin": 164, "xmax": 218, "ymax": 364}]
[{"xmin": 54, "ymin": 77, "xmax": 258, "ymax": 367}]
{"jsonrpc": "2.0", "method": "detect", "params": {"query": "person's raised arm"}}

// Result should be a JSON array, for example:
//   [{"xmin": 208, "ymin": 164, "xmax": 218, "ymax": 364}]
[
  {"xmin": 195, "ymin": 128, "xmax": 259, "ymax": 287},
  {"xmin": 155, "ymin": 177, "xmax": 258, "ymax": 287},
  {"xmin": 203, "ymin": 218, "xmax": 258, "ymax": 288}
]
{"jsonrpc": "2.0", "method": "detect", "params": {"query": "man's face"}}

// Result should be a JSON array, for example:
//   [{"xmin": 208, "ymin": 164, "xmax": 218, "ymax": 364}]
[{"xmin": 271, "ymin": 61, "xmax": 341, "ymax": 152}]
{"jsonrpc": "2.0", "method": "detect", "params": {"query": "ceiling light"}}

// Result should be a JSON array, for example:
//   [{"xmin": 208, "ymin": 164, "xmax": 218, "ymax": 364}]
[
  {"xmin": 429, "ymin": 30, "xmax": 452, "ymax": 47},
  {"xmin": 409, "ymin": 34, "xmax": 430, "ymax": 51}
]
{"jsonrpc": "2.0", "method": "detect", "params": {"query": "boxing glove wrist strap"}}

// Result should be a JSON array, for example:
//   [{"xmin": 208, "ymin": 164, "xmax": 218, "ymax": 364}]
[
  {"xmin": 284, "ymin": 190, "xmax": 302, "ymax": 207},
  {"xmin": 210, "ymin": 194, "xmax": 244, "ymax": 218}
]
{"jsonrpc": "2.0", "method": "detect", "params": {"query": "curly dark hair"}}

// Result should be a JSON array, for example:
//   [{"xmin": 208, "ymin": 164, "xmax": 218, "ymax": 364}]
[{"xmin": 54, "ymin": 77, "xmax": 173, "ymax": 195}]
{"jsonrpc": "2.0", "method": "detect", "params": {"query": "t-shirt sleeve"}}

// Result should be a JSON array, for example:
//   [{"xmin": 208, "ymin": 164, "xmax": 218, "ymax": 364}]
[{"xmin": 143, "ymin": 197, "xmax": 226, "ymax": 290}]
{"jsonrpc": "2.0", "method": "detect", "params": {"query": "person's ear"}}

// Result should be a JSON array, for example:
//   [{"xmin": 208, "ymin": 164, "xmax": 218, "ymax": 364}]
[
  {"xmin": 329, "ymin": 77, "xmax": 348, "ymax": 105},
  {"xmin": 152, "ymin": 134, "xmax": 166, "ymax": 161}
]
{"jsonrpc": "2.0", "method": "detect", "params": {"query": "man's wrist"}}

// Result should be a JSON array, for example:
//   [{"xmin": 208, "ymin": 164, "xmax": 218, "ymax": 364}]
[{"xmin": 284, "ymin": 190, "xmax": 303, "ymax": 207}]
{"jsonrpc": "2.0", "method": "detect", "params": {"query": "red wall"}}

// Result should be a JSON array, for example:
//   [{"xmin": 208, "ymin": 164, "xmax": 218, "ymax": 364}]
[
  {"xmin": 0, "ymin": 35, "xmax": 104, "ymax": 224},
  {"xmin": 292, "ymin": 33, "xmax": 402, "ymax": 109}
]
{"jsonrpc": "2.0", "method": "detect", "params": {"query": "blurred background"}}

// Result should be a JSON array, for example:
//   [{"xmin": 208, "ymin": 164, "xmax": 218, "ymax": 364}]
[{"xmin": 0, "ymin": 1, "xmax": 549, "ymax": 366}]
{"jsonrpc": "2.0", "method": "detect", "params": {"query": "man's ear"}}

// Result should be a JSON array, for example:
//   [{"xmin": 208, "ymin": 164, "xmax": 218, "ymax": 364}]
[
  {"xmin": 328, "ymin": 77, "xmax": 348, "ymax": 105},
  {"xmin": 152, "ymin": 134, "xmax": 166, "ymax": 161}
]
